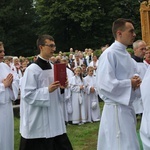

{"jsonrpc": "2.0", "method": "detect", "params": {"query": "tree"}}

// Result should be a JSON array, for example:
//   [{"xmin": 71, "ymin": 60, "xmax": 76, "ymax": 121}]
[
  {"xmin": 35, "ymin": 0, "xmax": 102, "ymax": 51},
  {"xmin": 0, "ymin": 0, "xmax": 142, "ymax": 56},
  {"xmin": 0, "ymin": 0, "xmax": 37, "ymax": 56},
  {"xmin": 35, "ymin": 0, "xmax": 141, "ymax": 52}
]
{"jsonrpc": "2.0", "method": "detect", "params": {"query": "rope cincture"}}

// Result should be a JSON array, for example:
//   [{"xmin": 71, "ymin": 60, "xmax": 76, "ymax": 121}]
[{"xmin": 105, "ymin": 102, "xmax": 121, "ymax": 150}]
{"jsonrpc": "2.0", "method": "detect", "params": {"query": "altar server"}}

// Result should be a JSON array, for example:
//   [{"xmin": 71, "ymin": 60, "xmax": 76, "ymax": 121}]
[
  {"xmin": 19, "ymin": 35, "xmax": 73, "ymax": 150},
  {"xmin": 96, "ymin": 18, "xmax": 140, "ymax": 150}
]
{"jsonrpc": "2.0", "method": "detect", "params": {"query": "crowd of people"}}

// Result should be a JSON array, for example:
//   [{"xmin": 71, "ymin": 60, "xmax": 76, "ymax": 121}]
[
  {"xmin": 0, "ymin": 34, "xmax": 102, "ymax": 150},
  {"xmin": 1, "ymin": 18, "xmax": 150, "ymax": 150}
]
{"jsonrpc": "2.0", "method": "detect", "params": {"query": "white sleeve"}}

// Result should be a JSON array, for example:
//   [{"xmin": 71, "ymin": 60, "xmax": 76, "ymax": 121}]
[
  {"xmin": 21, "ymin": 67, "xmax": 51, "ymax": 107},
  {"xmin": 96, "ymin": 52, "xmax": 131, "ymax": 105}
]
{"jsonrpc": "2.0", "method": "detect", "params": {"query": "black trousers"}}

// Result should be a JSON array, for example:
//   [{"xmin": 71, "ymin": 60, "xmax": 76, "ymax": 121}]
[{"xmin": 19, "ymin": 133, "xmax": 73, "ymax": 150}]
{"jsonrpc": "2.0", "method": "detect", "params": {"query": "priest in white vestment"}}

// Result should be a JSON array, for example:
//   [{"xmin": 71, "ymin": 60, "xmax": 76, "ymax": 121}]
[
  {"xmin": 0, "ymin": 41, "xmax": 19, "ymax": 150},
  {"xmin": 96, "ymin": 18, "xmax": 140, "ymax": 150}
]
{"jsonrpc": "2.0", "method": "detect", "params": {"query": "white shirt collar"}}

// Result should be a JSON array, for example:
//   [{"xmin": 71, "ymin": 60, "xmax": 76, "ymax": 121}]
[
  {"xmin": 38, "ymin": 55, "xmax": 50, "ymax": 63},
  {"xmin": 114, "ymin": 40, "xmax": 127, "ymax": 50}
]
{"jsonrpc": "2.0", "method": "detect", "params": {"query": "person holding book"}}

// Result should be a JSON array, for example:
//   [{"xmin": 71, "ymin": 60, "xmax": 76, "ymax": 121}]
[{"xmin": 19, "ymin": 34, "xmax": 73, "ymax": 150}]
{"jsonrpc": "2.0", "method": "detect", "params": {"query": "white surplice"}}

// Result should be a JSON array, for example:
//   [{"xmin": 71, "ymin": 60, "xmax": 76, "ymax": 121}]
[
  {"xmin": 20, "ymin": 63, "xmax": 66, "ymax": 139},
  {"xmin": 96, "ymin": 41, "xmax": 140, "ymax": 150},
  {"xmin": 0, "ymin": 62, "xmax": 19, "ymax": 150},
  {"xmin": 140, "ymin": 66, "xmax": 150, "ymax": 150},
  {"xmin": 84, "ymin": 75, "xmax": 100, "ymax": 122}
]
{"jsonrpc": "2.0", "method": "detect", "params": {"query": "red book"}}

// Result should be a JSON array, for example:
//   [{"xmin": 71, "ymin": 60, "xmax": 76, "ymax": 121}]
[{"xmin": 54, "ymin": 63, "xmax": 67, "ymax": 86}]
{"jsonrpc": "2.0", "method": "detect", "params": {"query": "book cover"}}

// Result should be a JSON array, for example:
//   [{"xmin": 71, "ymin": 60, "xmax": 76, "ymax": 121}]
[{"xmin": 54, "ymin": 63, "xmax": 67, "ymax": 86}]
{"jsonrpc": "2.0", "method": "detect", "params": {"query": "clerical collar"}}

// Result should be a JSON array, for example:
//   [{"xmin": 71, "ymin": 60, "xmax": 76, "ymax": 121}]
[
  {"xmin": 38, "ymin": 55, "xmax": 50, "ymax": 63},
  {"xmin": 132, "ymin": 55, "xmax": 143, "ymax": 62},
  {"xmin": 34, "ymin": 56, "xmax": 52, "ymax": 70},
  {"xmin": 115, "ymin": 40, "xmax": 127, "ymax": 50}
]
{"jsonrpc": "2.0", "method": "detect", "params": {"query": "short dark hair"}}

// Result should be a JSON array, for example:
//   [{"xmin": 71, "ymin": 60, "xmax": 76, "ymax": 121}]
[
  {"xmin": 112, "ymin": 18, "xmax": 133, "ymax": 38},
  {"xmin": 36, "ymin": 34, "xmax": 54, "ymax": 51},
  {"xmin": 0, "ymin": 41, "xmax": 4, "ymax": 47}
]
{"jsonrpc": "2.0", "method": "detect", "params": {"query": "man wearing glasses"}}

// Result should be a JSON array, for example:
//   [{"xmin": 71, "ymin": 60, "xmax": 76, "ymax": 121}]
[{"xmin": 19, "ymin": 35, "xmax": 73, "ymax": 150}]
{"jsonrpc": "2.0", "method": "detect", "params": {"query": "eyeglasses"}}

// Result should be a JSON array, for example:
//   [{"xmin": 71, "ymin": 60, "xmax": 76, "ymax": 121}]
[{"xmin": 44, "ymin": 44, "xmax": 56, "ymax": 48}]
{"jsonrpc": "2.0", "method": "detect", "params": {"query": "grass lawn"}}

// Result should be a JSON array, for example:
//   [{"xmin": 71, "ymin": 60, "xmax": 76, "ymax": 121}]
[
  {"xmin": 14, "ymin": 102, "xmax": 143, "ymax": 150},
  {"xmin": 14, "ymin": 116, "xmax": 100, "ymax": 150}
]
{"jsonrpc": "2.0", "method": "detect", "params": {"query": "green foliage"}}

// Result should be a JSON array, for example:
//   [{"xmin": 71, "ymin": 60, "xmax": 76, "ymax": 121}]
[
  {"xmin": 35, "ymin": 0, "xmax": 141, "ymax": 52},
  {"xmin": 127, "ymin": 48, "xmax": 134, "ymax": 55},
  {"xmin": 0, "ymin": 0, "xmax": 142, "ymax": 56},
  {"xmin": 93, "ymin": 49, "xmax": 102, "ymax": 58},
  {"xmin": 14, "ymin": 115, "xmax": 100, "ymax": 150},
  {"xmin": 35, "ymin": 0, "xmax": 103, "ymax": 52},
  {"xmin": 14, "ymin": 117, "xmax": 20, "ymax": 150},
  {"xmin": 0, "ymin": 0, "xmax": 37, "ymax": 56},
  {"xmin": 14, "ymin": 102, "xmax": 143, "ymax": 150}
]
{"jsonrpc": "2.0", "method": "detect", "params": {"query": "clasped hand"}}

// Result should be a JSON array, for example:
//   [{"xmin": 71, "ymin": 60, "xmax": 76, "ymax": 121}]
[
  {"xmin": 131, "ymin": 75, "xmax": 142, "ymax": 90},
  {"xmin": 2, "ymin": 73, "xmax": 13, "ymax": 88}
]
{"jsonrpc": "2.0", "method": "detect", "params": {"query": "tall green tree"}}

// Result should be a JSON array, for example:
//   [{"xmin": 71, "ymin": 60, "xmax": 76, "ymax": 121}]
[
  {"xmin": 0, "ymin": 0, "xmax": 37, "ymax": 56},
  {"xmin": 35, "ymin": 0, "xmax": 103, "ymax": 51},
  {"xmin": 35, "ymin": 0, "xmax": 141, "ymax": 52},
  {"xmin": 0, "ymin": 0, "xmax": 142, "ymax": 56},
  {"xmin": 99, "ymin": 0, "xmax": 141, "ymax": 43}
]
